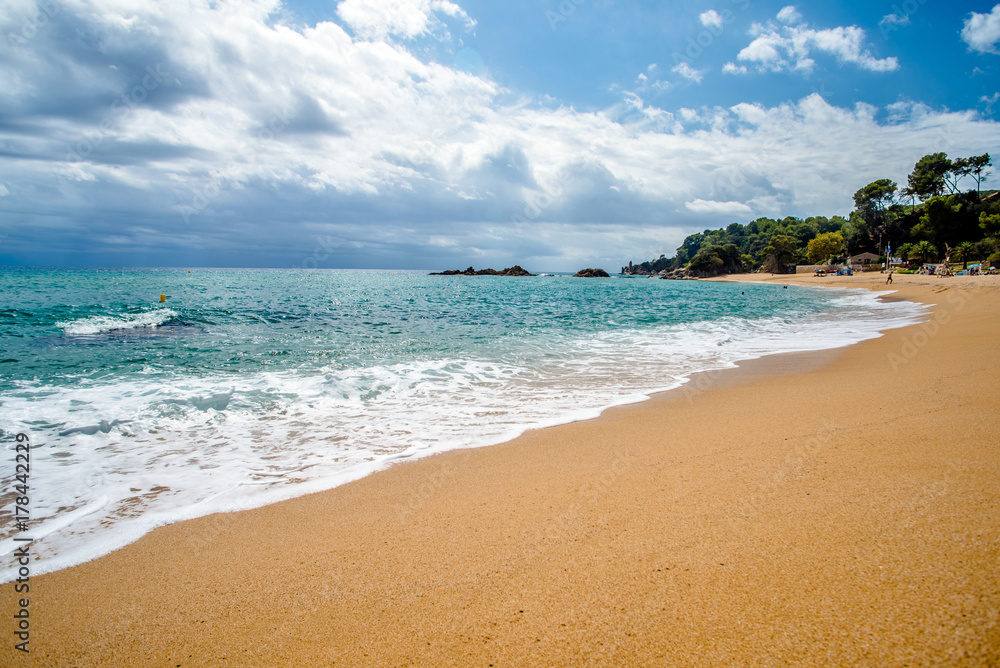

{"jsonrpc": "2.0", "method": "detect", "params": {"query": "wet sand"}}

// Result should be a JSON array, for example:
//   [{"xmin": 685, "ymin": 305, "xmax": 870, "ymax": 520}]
[{"xmin": 4, "ymin": 272, "xmax": 999, "ymax": 666}]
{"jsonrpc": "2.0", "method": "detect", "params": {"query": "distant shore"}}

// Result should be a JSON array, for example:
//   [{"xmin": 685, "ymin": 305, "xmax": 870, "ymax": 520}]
[{"xmin": 4, "ymin": 272, "xmax": 999, "ymax": 666}]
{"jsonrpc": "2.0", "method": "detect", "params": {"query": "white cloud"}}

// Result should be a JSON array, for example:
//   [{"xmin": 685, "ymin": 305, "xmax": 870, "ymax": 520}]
[
  {"xmin": 962, "ymin": 5, "xmax": 1000, "ymax": 54},
  {"xmin": 672, "ymin": 62, "xmax": 703, "ymax": 83},
  {"xmin": 699, "ymin": 10, "xmax": 723, "ymax": 29},
  {"xmin": 0, "ymin": 1, "xmax": 998, "ymax": 269},
  {"xmin": 879, "ymin": 13, "xmax": 910, "ymax": 29},
  {"xmin": 776, "ymin": 6, "xmax": 802, "ymax": 25},
  {"xmin": 685, "ymin": 199, "xmax": 752, "ymax": 216},
  {"xmin": 337, "ymin": 0, "xmax": 475, "ymax": 39},
  {"xmin": 731, "ymin": 11, "xmax": 898, "ymax": 74},
  {"xmin": 738, "ymin": 31, "xmax": 785, "ymax": 66},
  {"xmin": 722, "ymin": 62, "xmax": 748, "ymax": 75},
  {"xmin": 633, "ymin": 65, "xmax": 670, "ymax": 94}
]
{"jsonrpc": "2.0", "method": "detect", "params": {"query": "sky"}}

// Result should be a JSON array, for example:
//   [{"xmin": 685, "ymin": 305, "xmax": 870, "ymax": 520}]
[{"xmin": 1, "ymin": 0, "xmax": 1000, "ymax": 270}]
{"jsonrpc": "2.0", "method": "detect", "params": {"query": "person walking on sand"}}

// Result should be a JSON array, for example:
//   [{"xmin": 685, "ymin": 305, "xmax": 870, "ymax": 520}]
[{"xmin": 886, "ymin": 269, "xmax": 893, "ymax": 285}]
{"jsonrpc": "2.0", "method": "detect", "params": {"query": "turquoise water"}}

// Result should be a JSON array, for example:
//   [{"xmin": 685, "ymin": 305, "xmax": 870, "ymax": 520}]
[
  {"xmin": 0, "ymin": 268, "xmax": 925, "ymax": 579},
  {"xmin": 0, "ymin": 268, "xmax": 865, "ymax": 383}
]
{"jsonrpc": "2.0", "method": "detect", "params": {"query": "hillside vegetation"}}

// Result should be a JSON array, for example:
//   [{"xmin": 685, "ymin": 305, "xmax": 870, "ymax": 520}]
[{"xmin": 624, "ymin": 152, "xmax": 998, "ymax": 276}]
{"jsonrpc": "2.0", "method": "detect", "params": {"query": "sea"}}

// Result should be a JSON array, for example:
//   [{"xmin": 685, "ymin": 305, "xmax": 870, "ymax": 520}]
[{"xmin": 0, "ymin": 267, "xmax": 927, "ymax": 581}]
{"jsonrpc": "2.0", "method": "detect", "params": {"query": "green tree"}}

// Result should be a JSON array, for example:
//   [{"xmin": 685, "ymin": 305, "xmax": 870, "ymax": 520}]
[
  {"xmin": 971, "ymin": 238, "xmax": 999, "ymax": 263},
  {"xmin": 687, "ymin": 243, "xmax": 746, "ymax": 276},
  {"xmin": 806, "ymin": 232, "xmax": 845, "ymax": 264},
  {"xmin": 913, "ymin": 194, "xmax": 979, "ymax": 250},
  {"xmin": 718, "ymin": 243, "xmax": 742, "ymax": 268},
  {"xmin": 980, "ymin": 212, "xmax": 1000, "ymax": 238},
  {"xmin": 958, "ymin": 153, "xmax": 991, "ymax": 194},
  {"xmin": 841, "ymin": 212, "xmax": 873, "ymax": 255},
  {"xmin": 760, "ymin": 234, "xmax": 800, "ymax": 272},
  {"xmin": 853, "ymin": 179, "xmax": 897, "ymax": 221},
  {"xmin": 953, "ymin": 241, "xmax": 974, "ymax": 269},
  {"xmin": 853, "ymin": 179, "xmax": 898, "ymax": 250},
  {"xmin": 786, "ymin": 220, "xmax": 820, "ymax": 245},
  {"xmin": 897, "ymin": 242, "xmax": 914, "ymax": 264},
  {"xmin": 688, "ymin": 248, "xmax": 724, "ymax": 273},
  {"xmin": 912, "ymin": 240, "xmax": 937, "ymax": 263},
  {"xmin": 813, "ymin": 215, "xmax": 848, "ymax": 234},
  {"xmin": 679, "ymin": 233, "xmax": 706, "ymax": 260},
  {"xmin": 907, "ymin": 153, "xmax": 951, "ymax": 200},
  {"xmin": 946, "ymin": 157, "xmax": 967, "ymax": 193},
  {"xmin": 900, "ymin": 184, "xmax": 918, "ymax": 210}
]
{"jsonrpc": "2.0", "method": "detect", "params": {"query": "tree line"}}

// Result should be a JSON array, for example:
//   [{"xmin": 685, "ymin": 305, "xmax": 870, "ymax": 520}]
[{"xmin": 624, "ymin": 152, "xmax": 998, "ymax": 276}]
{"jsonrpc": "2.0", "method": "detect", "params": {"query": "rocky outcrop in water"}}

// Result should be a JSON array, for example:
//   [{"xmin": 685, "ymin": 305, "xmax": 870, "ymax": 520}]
[
  {"xmin": 621, "ymin": 257, "xmax": 673, "ymax": 275},
  {"xmin": 658, "ymin": 268, "xmax": 698, "ymax": 280},
  {"xmin": 573, "ymin": 268, "xmax": 610, "ymax": 278},
  {"xmin": 430, "ymin": 265, "xmax": 536, "ymax": 276}
]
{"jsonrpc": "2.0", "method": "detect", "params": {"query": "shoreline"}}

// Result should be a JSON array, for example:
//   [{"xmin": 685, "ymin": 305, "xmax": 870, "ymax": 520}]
[
  {"xmin": 0, "ymin": 279, "xmax": 919, "ymax": 584},
  {"xmin": 4, "ymin": 273, "xmax": 999, "ymax": 665}
]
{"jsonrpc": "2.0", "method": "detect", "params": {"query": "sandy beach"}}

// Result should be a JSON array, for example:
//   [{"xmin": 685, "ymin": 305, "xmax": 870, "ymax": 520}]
[{"xmin": 4, "ymin": 272, "xmax": 999, "ymax": 666}]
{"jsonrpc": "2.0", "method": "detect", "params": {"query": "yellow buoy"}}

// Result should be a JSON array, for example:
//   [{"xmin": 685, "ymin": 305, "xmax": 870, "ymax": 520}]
[{"xmin": 159, "ymin": 294, "xmax": 166, "ymax": 302}]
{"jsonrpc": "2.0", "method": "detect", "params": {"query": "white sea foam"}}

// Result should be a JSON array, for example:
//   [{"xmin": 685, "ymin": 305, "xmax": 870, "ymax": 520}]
[
  {"xmin": 0, "ymin": 288, "xmax": 927, "ymax": 581},
  {"xmin": 55, "ymin": 308, "xmax": 179, "ymax": 335}
]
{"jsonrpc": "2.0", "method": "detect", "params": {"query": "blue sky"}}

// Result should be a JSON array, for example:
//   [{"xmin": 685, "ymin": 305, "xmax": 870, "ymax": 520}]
[{"xmin": 1, "ymin": 0, "xmax": 999, "ymax": 270}]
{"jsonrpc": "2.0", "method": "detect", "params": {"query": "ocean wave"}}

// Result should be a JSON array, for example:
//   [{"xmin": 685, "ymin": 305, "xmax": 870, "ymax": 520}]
[
  {"xmin": 56, "ymin": 309, "xmax": 179, "ymax": 336},
  {"xmin": 0, "ymin": 285, "xmax": 928, "ymax": 582}
]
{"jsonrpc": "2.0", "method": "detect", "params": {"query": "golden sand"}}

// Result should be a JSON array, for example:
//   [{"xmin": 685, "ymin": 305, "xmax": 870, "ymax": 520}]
[{"xmin": 3, "ymin": 272, "xmax": 999, "ymax": 666}]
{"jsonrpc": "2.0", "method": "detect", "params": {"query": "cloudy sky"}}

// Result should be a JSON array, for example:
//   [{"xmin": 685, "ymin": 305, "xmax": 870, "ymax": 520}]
[{"xmin": 2, "ymin": 0, "xmax": 1000, "ymax": 270}]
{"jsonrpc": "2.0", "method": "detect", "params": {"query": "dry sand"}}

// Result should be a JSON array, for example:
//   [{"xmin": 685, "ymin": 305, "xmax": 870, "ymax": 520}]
[{"xmin": 3, "ymin": 272, "xmax": 999, "ymax": 666}]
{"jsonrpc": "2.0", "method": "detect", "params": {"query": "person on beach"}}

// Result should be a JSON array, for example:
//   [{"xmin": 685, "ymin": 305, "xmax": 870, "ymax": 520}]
[{"xmin": 886, "ymin": 269, "xmax": 893, "ymax": 285}]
